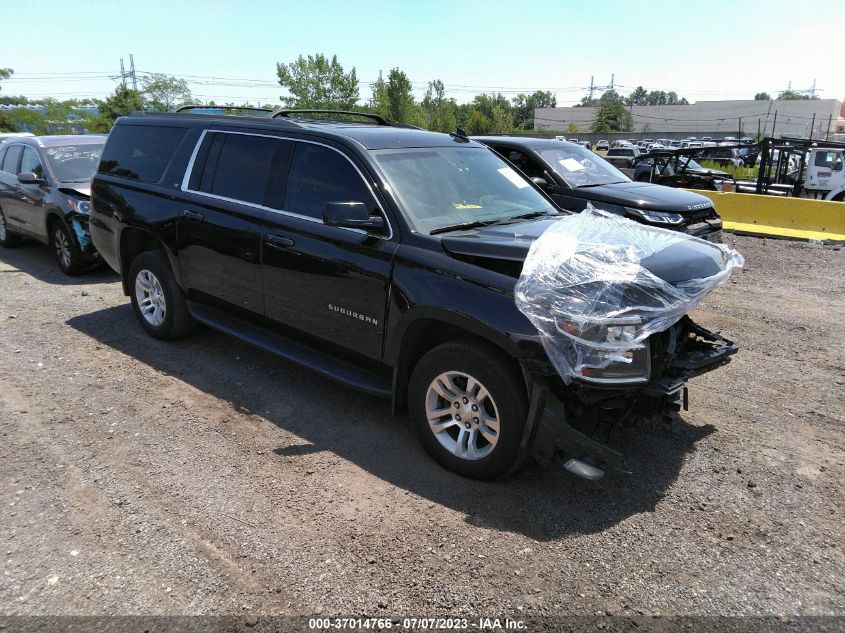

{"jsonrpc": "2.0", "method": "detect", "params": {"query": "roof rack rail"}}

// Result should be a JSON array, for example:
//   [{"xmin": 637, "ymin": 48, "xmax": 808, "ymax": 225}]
[
  {"xmin": 174, "ymin": 104, "xmax": 275, "ymax": 116},
  {"xmin": 270, "ymin": 109, "xmax": 391, "ymax": 125}
]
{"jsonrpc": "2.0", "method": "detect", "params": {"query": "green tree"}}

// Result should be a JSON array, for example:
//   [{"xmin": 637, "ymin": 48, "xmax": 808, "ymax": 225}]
[
  {"xmin": 778, "ymin": 89, "xmax": 816, "ymax": 100},
  {"xmin": 372, "ymin": 68, "xmax": 418, "ymax": 124},
  {"xmin": 276, "ymin": 53, "xmax": 359, "ymax": 109},
  {"xmin": 575, "ymin": 95, "xmax": 597, "ymax": 108},
  {"xmin": 0, "ymin": 67, "xmax": 12, "ymax": 90},
  {"xmin": 565, "ymin": 122, "xmax": 580, "ymax": 134},
  {"xmin": 591, "ymin": 90, "xmax": 633, "ymax": 133},
  {"xmin": 490, "ymin": 104, "xmax": 514, "ymax": 134},
  {"xmin": 142, "ymin": 73, "xmax": 192, "ymax": 111},
  {"xmin": 511, "ymin": 90, "xmax": 556, "ymax": 130},
  {"xmin": 754, "ymin": 92, "xmax": 771, "ymax": 100},
  {"xmin": 464, "ymin": 110, "xmax": 491, "ymax": 135},
  {"xmin": 421, "ymin": 79, "xmax": 457, "ymax": 132},
  {"xmin": 92, "ymin": 84, "xmax": 146, "ymax": 132},
  {"xmin": 471, "ymin": 93, "xmax": 511, "ymax": 121},
  {"xmin": 627, "ymin": 86, "xmax": 648, "ymax": 106}
]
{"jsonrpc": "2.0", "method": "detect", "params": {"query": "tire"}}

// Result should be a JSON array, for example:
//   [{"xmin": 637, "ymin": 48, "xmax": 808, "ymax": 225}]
[
  {"xmin": 128, "ymin": 250, "xmax": 197, "ymax": 340},
  {"xmin": 0, "ymin": 206, "xmax": 22, "ymax": 248},
  {"xmin": 409, "ymin": 340, "xmax": 529, "ymax": 480},
  {"xmin": 50, "ymin": 218, "xmax": 84, "ymax": 275}
]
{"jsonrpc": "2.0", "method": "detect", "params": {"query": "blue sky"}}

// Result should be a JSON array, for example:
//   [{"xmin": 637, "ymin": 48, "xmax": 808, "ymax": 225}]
[{"xmin": 3, "ymin": 0, "xmax": 844, "ymax": 106}]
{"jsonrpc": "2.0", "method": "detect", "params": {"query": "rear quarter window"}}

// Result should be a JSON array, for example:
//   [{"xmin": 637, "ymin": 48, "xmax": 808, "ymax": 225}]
[{"xmin": 99, "ymin": 124, "xmax": 189, "ymax": 183}]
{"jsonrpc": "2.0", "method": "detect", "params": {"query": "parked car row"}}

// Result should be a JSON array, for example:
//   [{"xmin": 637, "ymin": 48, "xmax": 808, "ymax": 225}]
[{"xmin": 0, "ymin": 112, "xmax": 735, "ymax": 481}]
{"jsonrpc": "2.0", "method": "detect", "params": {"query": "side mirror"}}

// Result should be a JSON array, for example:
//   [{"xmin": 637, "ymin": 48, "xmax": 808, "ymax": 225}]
[
  {"xmin": 323, "ymin": 201, "xmax": 385, "ymax": 231},
  {"xmin": 18, "ymin": 172, "xmax": 45, "ymax": 185}
]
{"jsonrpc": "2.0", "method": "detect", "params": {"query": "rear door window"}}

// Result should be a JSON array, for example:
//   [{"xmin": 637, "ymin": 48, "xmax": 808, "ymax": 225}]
[
  {"xmin": 283, "ymin": 143, "xmax": 373, "ymax": 220},
  {"xmin": 188, "ymin": 132, "xmax": 293, "ymax": 208},
  {"xmin": 99, "ymin": 125, "xmax": 189, "ymax": 183},
  {"xmin": 2, "ymin": 145, "xmax": 23, "ymax": 174}
]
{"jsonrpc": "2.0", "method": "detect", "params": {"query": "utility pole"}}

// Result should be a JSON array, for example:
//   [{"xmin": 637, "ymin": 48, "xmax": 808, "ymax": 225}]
[
  {"xmin": 738, "ymin": 116, "xmax": 742, "ymax": 139},
  {"xmin": 809, "ymin": 113, "xmax": 816, "ymax": 140},
  {"xmin": 119, "ymin": 58, "xmax": 126, "ymax": 87},
  {"xmin": 772, "ymin": 110, "xmax": 778, "ymax": 139},
  {"xmin": 588, "ymin": 76, "xmax": 595, "ymax": 104},
  {"xmin": 609, "ymin": 74, "xmax": 614, "ymax": 91},
  {"xmin": 129, "ymin": 54, "xmax": 137, "ymax": 91},
  {"xmin": 826, "ymin": 114, "xmax": 833, "ymax": 141},
  {"xmin": 757, "ymin": 118, "xmax": 761, "ymax": 141}
]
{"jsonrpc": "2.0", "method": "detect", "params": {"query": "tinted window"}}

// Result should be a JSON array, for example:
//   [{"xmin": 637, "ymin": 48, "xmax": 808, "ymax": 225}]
[
  {"xmin": 194, "ymin": 133, "xmax": 292, "ymax": 208},
  {"xmin": 2, "ymin": 145, "xmax": 23, "ymax": 174},
  {"xmin": 20, "ymin": 147, "xmax": 44, "ymax": 178},
  {"xmin": 99, "ymin": 125, "xmax": 188, "ymax": 183},
  {"xmin": 284, "ymin": 144, "xmax": 373, "ymax": 219},
  {"xmin": 501, "ymin": 148, "xmax": 544, "ymax": 179}
]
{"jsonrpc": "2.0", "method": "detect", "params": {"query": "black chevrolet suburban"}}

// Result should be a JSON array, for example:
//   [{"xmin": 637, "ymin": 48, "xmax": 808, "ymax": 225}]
[{"xmin": 90, "ymin": 110, "xmax": 736, "ymax": 480}]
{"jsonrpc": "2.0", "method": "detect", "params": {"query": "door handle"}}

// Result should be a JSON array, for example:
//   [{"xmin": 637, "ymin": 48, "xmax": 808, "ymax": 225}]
[
  {"xmin": 182, "ymin": 209, "xmax": 204, "ymax": 221},
  {"xmin": 265, "ymin": 233, "xmax": 295, "ymax": 249}
]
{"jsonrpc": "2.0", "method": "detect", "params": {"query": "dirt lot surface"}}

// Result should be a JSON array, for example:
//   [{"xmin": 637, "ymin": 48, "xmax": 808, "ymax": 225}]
[{"xmin": 1, "ymin": 234, "xmax": 843, "ymax": 622}]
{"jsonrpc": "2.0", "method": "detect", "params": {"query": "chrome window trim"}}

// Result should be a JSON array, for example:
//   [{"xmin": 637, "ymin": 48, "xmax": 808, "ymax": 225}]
[{"xmin": 180, "ymin": 128, "xmax": 393, "ymax": 240}]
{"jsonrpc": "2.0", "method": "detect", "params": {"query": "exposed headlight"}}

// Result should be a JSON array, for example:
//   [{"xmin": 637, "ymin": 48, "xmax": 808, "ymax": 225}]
[
  {"xmin": 625, "ymin": 207, "xmax": 685, "ymax": 225},
  {"xmin": 66, "ymin": 198, "xmax": 91, "ymax": 215},
  {"xmin": 555, "ymin": 316, "xmax": 651, "ymax": 383}
]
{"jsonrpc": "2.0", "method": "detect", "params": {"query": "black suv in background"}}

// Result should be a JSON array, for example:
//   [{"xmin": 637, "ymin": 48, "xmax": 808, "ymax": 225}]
[
  {"xmin": 90, "ymin": 110, "xmax": 736, "ymax": 480},
  {"xmin": 0, "ymin": 135, "xmax": 106, "ymax": 273},
  {"xmin": 473, "ymin": 136, "xmax": 722, "ymax": 240}
]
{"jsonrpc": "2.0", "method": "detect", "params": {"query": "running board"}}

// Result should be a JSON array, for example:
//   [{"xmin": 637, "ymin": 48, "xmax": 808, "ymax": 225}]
[{"xmin": 188, "ymin": 303, "xmax": 392, "ymax": 398}]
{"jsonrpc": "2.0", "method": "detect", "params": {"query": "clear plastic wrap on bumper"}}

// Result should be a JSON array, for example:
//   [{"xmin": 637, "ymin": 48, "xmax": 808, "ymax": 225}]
[{"xmin": 514, "ymin": 206, "xmax": 744, "ymax": 384}]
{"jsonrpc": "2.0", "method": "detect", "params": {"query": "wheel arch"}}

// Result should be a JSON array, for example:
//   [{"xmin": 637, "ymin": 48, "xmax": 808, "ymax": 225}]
[
  {"xmin": 119, "ymin": 227, "xmax": 171, "ymax": 295},
  {"xmin": 390, "ymin": 313, "xmax": 527, "ymax": 414}
]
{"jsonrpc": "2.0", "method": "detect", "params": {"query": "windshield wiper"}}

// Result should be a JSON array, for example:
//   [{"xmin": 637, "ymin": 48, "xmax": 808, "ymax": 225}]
[
  {"xmin": 502, "ymin": 210, "xmax": 557, "ymax": 222},
  {"xmin": 575, "ymin": 181, "xmax": 627, "ymax": 188},
  {"xmin": 430, "ymin": 211, "xmax": 556, "ymax": 235},
  {"xmin": 430, "ymin": 219, "xmax": 504, "ymax": 235}
]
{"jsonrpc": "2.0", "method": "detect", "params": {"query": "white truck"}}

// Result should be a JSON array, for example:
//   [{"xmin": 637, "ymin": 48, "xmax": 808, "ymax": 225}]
[{"xmin": 804, "ymin": 146, "xmax": 845, "ymax": 201}]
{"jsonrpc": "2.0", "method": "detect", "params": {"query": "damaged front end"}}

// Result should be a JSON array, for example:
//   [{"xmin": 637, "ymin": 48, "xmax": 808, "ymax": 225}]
[
  {"xmin": 523, "ymin": 316, "xmax": 736, "ymax": 479},
  {"xmin": 513, "ymin": 206, "xmax": 743, "ymax": 479}
]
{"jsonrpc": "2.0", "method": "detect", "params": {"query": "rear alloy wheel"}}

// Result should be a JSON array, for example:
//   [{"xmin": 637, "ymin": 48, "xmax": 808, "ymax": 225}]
[
  {"xmin": 128, "ymin": 250, "xmax": 196, "ymax": 340},
  {"xmin": 409, "ymin": 340, "xmax": 528, "ymax": 479},
  {"xmin": 50, "ymin": 219, "xmax": 83, "ymax": 275},
  {"xmin": 0, "ymin": 207, "xmax": 21, "ymax": 247}
]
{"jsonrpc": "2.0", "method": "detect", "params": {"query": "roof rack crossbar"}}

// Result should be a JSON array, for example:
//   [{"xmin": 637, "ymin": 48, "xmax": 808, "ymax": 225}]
[{"xmin": 270, "ymin": 109, "xmax": 391, "ymax": 125}]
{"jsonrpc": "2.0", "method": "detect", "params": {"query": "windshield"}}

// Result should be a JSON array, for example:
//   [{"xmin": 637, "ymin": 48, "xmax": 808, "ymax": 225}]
[
  {"xmin": 372, "ymin": 147, "xmax": 557, "ymax": 233},
  {"xmin": 45, "ymin": 143, "xmax": 104, "ymax": 182},
  {"xmin": 538, "ymin": 146, "xmax": 629, "ymax": 187}
]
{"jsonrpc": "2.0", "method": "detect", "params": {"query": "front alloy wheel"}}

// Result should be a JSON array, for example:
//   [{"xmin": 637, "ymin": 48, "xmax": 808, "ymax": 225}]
[
  {"xmin": 50, "ymin": 220, "xmax": 83, "ymax": 275},
  {"xmin": 426, "ymin": 371, "xmax": 500, "ymax": 460},
  {"xmin": 409, "ymin": 340, "xmax": 528, "ymax": 479}
]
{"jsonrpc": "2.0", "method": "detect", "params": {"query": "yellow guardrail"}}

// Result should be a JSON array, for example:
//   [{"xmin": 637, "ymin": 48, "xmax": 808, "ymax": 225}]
[{"xmin": 688, "ymin": 190, "xmax": 845, "ymax": 241}]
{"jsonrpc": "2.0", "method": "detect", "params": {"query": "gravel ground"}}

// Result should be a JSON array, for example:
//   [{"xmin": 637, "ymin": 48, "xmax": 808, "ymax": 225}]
[{"xmin": 0, "ymin": 234, "xmax": 843, "ymax": 623}]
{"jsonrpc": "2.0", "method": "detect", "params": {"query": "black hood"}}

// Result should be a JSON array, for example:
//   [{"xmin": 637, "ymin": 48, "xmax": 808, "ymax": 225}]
[
  {"xmin": 440, "ymin": 217, "xmax": 724, "ymax": 283},
  {"xmin": 570, "ymin": 181, "xmax": 715, "ymax": 214}
]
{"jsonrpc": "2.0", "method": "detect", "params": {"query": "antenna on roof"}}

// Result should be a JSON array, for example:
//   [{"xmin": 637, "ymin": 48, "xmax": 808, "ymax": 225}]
[{"xmin": 450, "ymin": 127, "xmax": 470, "ymax": 142}]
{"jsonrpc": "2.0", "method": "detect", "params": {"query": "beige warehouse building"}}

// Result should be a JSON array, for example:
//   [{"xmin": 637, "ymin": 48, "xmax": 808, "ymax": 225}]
[{"xmin": 535, "ymin": 98, "xmax": 845, "ymax": 140}]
